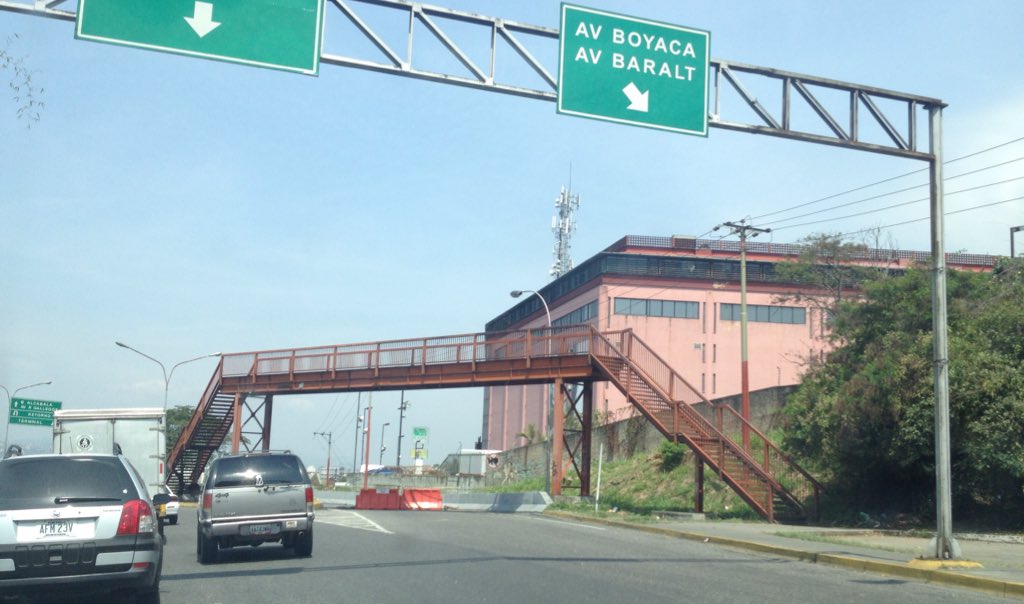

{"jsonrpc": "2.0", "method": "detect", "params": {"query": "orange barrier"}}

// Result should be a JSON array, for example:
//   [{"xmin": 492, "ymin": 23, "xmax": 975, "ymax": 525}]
[
  {"xmin": 401, "ymin": 488, "xmax": 442, "ymax": 511},
  {"xmin": 355, "ymin": 488, "xmax": 402, "ymax": 510}
]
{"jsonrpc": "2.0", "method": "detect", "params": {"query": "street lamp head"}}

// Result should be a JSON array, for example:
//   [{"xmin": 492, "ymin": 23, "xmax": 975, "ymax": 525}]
[
  {"xmin": 115, "ymin": 341, "xmax": 128, "ymax": 348},
  {"xmin": 510, "ymin": 290, "xmax": 524, "ymax": 298}
]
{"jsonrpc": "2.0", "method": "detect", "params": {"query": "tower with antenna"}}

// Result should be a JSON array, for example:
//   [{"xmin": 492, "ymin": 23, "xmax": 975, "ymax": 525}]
[{"xmin": 550, "ymin": 184, "xmax": 581, "ymax": 279}]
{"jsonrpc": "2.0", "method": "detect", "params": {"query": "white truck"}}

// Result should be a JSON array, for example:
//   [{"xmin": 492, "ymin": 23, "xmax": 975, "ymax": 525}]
[{"xmin": 52, "ymin": 408, "xmax": 167, "ymax": 495}]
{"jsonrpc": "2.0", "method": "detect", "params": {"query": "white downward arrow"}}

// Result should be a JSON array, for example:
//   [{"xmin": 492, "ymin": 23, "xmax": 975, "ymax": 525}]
[
  {"xmin": 623, "ymin": 82, "xmax": 649, "ymax": 113},
  {"xmin": 185, "ymin": 1, "xmax": 222, "ymax": 38}
]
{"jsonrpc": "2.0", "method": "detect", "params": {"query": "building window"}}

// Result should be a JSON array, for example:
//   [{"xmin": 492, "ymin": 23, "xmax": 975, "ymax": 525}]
[
  {"xmin": 720, "ymin": 303, "xmax": 806, "ymax": 325},
  {"xmin": 552, "ymin": 301, "xmax": 598, "ymax": 326},
  {"xmin": 614, "ymin": 297, "xmax": 699, "ymax": 319}
]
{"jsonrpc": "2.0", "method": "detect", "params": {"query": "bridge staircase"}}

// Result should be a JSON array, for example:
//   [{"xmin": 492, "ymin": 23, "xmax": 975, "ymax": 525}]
[
  {"xmin": 165, "ymin": 362, "xmax": 236, "ymax": 496},
  {"xmin": 592, "ymin": 329, "xmax": 822, "ymax": 523}
]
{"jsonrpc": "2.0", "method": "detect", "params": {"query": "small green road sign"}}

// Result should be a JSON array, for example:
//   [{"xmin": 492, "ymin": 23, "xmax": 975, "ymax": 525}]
[
  {"xmin": 9, "ymin": 398, "xmax": 62, "ymax": 427},
  {"xmin": 412, "ymin": 426, "xmax": 429, "ymax": 460},
  {"xmin": 75, "ymin": 0, "xmax": 325, "ymax": 76},
  {"xmin": 558, "ymin": 4, "xmax": 710, "ymax": 136}
]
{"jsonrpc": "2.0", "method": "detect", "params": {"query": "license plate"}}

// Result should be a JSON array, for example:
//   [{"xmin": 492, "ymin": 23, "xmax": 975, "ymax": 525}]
[
  {"xmin": 158, "ymin": 504, "xmax": 167, "ymax": 518},
  {"xmin": 40, "ymin": 520, "xmax": 74, "ymax": 537},
  {"xmin": 246, "ymin": 523, "xmax": 277, "ymax": 536}
]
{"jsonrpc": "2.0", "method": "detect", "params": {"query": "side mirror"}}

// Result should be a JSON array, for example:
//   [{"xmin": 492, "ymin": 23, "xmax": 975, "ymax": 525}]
[{"xmin": 152, "ymin": 493, "xmax": 171, "ymax": 506}]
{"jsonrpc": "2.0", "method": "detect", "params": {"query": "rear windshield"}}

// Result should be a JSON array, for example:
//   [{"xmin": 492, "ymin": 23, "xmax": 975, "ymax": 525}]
[
  {"xmin": 210, "ymin": 455, "xmax": 306, "ymax": 488},
  {"xmin": 0, "ymin": 457, "xmax": 137, "ymax": 511}
]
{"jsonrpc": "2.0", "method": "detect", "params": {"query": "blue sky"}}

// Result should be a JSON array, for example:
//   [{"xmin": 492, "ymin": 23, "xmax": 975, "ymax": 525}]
[{"xmin": 2, "ymin": 1, "xmax": 1022, "ymax": 470}]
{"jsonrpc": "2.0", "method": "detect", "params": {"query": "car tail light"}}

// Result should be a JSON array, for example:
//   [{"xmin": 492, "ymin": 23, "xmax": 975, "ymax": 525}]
[
  {"xmin": 203, "ymin": 492, "xmax": 213, "ymax": 512},
  {"xmin": 116, "ymin": 500, "xmax": 156, "ymax": 536},
  {"xmin": 305, "ymin": 487, "xmax": 314, "ymax": 513}
]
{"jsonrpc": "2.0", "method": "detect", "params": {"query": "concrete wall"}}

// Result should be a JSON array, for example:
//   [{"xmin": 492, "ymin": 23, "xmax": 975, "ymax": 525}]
[{"xmin": 486, "ymin": 385, "xmax": 793, "ymax": 485}]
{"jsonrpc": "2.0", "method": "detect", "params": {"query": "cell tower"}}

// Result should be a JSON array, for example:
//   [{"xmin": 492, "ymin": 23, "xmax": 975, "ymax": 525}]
[{"xmin": 550, "ymin": 184, "xmax": 581, "ymax": 279}]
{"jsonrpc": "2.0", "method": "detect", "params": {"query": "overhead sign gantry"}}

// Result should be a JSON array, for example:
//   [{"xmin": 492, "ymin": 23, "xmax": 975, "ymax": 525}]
[{"xmin": 0, "ymin": 0, "xmax": 959, "ymax": 560}]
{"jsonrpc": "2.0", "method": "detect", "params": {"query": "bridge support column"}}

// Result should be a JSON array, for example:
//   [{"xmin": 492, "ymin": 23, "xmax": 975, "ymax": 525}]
[
  {"xmin": 231, "ymin": 393, "xmax": 243, "ymax": 454},
  {"xmin": 261, "ymin": 395, "xmax": 273, "ymax": 452},
  {"xmin": 694, "ymin": 457, "xmax": 705, "ymax": 513},
  {"xmin": 551, "ymin": 378, "xmax": 564, "ymax": 496},
  {"xmin": 580, "ymin": 384, "xmax": 593, "ymax": 497}
]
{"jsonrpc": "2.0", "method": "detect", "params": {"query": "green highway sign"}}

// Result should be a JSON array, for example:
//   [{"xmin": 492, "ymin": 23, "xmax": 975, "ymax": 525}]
[
  {"xmin": 9, "ymin": 398, "xmax": 62, "ymax": 427},
  {"xmin": 558, "ymin": 4, "xmax": 710, "ymax": 136},
  {"xmin": 75, "ymin": 0, "xmax": 325, "ymax": 76}
]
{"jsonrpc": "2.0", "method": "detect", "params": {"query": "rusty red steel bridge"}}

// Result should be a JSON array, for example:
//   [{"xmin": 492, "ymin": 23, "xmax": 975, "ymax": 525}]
[{"xmin": 167, "ymin": 325, "xmax": 822, "ymax": 522}]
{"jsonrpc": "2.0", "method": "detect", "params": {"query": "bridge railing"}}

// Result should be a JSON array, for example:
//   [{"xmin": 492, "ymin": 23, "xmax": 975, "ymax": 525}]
[{"xmin": 220, "ymin": 325, "xmax": 595, "ymax": 379}]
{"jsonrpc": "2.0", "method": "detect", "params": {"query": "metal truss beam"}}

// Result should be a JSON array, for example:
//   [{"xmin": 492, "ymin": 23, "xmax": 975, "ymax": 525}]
[{"xmin": 2, "ymin": 0, "xmax": 942, "ymax": 160}]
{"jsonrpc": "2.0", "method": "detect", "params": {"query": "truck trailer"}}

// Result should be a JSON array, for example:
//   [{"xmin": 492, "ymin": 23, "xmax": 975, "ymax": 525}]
[{"xmin": 52, "ymin": 408, "xmax": 167, "ymax": 495}]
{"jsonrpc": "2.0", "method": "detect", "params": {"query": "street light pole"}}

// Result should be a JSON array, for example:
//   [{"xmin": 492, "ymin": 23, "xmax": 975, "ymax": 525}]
[
  {"xmin": 510, "ymin": 288, "xmax": 554, "ymax": 494},
  {"xmin": 396, "ymin": 392, "xmax": 409, "ymax": 468},
  {"xmin": 115, "ymin": 342, "xmax": 220, "ymax": 410},
  {"xmin": 352, "ymin": 392, "xmax": 362, "ymax": 473},
  {"xmin": 1012, "ymin": 225, "xmax": 1023, "ymax": 258},
  {"xmin": 313, "ymin": 430, "xmax": 333, "ymax": 485},
  {"xmin": 1, "ymin": 380, "xmax": 53, "ymax": 451},
  {"xmin": 378, "ymin": 422, "xmax": 391, "ymax": 466},
  {"xmin": 720, "ymin": 221, "xmax": 771, "ymax": 451}
]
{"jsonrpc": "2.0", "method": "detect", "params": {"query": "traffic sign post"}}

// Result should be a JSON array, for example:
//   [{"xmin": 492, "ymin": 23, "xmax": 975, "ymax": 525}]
[
  {"xmin": 9, "ymin": 398, "xmax": 62, "ymax": 427},
  {"xmin": 75, "ymin": 0, "xmax": 325, "ymax": 76},
  {"xmin": 558, "ymin": 4, "xmax": 710, "ymax": 136}
]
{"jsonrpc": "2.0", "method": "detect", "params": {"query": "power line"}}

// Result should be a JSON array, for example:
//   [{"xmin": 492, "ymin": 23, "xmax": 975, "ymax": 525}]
[
  {"xmin": 764, "ymin": 175, "xmax": 1024, "ymax": 228},
  {"xmin": 772, "ymin": 194, "xmax": 1024, "ymax": 233},
  {"xmin": 751, "ymin": 135, "xmax": 1024, "ymax": 221},
  {"xmin": 760, "ymin": 155, "xmax": 1024, "ymax": 228}
]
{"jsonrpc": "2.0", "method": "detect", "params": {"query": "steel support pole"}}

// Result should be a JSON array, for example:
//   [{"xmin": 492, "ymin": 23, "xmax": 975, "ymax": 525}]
[
  {"xmin": 262, "ymin": 395, "xmax": 273, "ymax": 452},
  {"xmin": 929, "ymin": 106, "xmax": 961, "ymax": 560},
  {"xmin": 231, "ymin": 393, "xmax": 242, "ymax": 454},
  {"xmin": 739, "ymin": 235, "xmax": 751, "ymax": 451},
  {"xmin": 550, "ymin": 378, "xmax": 565, "ymax": 496},
  {"xmin": 580, "ymin": 384, "xmax": 593, "ymax": 497}
]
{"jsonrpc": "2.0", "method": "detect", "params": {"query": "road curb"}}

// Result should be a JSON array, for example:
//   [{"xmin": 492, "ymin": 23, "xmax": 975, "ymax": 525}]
[{"xmin": 544, "ymin": 512, "xmax": 1024, "ymax": 598}]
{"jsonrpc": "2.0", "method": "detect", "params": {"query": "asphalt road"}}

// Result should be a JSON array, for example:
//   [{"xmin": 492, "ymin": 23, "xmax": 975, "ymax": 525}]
[{"xmin": 21, "ymin": 508, "xmax": 1011, "ymax": 604}]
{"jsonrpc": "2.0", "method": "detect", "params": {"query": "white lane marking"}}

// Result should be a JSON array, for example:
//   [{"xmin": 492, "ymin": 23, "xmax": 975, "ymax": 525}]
[
  {"xmin": 529, "ymin": 516, "xmax": 607, "ymax": 531},
  {"xmin": 318, "ymin": 510, "xmax": 393, "ymax": 534}
]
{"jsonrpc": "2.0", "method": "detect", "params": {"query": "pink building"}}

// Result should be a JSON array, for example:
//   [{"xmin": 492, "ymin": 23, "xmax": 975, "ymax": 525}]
[{"xmin": 483, "ymin": 235, "xmax": 996, "ymax": 451}]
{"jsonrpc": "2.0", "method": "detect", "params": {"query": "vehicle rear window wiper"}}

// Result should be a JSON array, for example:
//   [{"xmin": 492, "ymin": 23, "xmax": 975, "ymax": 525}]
[{"xmin": 54, "ymin": 496, "xmax": 123, "ymax": 504}]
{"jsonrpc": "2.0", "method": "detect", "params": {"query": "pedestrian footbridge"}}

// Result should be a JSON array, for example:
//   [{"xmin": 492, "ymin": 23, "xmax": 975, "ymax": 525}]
[{"xmin": 167, "ymin": 325, "xmax": 822, "ymax": 522}]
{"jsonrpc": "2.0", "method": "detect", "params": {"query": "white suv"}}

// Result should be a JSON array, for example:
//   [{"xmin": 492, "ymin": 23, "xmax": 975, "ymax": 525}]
[{"xmin": 0, "ymin": 450, "xmax": 169, "ymax": 602}]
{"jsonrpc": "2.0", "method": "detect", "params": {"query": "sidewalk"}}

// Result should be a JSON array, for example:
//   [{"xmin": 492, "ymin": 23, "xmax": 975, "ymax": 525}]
[{"xmin": 547, "ymin": 512, "xmax": 1024, "ymax": 599}]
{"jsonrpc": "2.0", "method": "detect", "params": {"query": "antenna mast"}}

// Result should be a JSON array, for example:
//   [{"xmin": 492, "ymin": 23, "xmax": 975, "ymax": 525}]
[{"xmin": 550, "ymin": 181, "xmax": 581, "ymax": 279}]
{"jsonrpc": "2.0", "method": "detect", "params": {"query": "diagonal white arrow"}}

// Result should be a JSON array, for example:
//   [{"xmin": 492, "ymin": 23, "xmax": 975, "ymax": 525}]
[
  {"xmin": 185, "ymin": 1, "xmax": 222, "ymax": 38},
  {"xmin": 623, "ymin": 82, "xmax": 649, "ymax": 113}
]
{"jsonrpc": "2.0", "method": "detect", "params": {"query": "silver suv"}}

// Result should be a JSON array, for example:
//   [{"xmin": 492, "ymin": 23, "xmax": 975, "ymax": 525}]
[
  {"xmin": 0, "ymin": 449, "xmax": 169, "ymax": 602},
  {"xmin": 194, "ymin": 452, "xmax": 314, "ymax": 564}
]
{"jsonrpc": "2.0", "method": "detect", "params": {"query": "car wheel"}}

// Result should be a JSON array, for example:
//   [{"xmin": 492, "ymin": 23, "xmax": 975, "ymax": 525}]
[
  {"xmin": 198, "ymin": 526, "xmax": 218, "ymax": 564},
  {"xmin": 293, "ymin": 527, "xmax": 313, "ymax": 557}
]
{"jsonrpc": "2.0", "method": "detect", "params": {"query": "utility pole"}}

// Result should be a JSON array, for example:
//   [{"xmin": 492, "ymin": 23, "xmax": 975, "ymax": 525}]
[
  {"xmin": 396, "ymin": 392, "xmax": 409, "ymax": 468},
  {"xmin": 1012, "ymin": 225, "xmax": 1023, "ymax": 258},
  {"xmin": 718, "ymin": 220, "xmax": 771, "ymax": 451},
  {"xmin": 314, "ymin": 431, "xmax": 333, "ymax": 485},
  {"xmin": 352, "ymin": 392, "xmax": 362, "ymax": 473}
]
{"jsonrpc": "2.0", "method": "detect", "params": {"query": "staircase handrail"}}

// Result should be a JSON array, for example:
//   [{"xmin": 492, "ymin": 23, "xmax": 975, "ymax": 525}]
[
  {"xmin": 594, "ymin": 328, "xmax": 820, "ymax": 512},
  {"xmin": 589, "ymin": 329, "xmax": 784, "ymax": 491},
  {"xmin": 166, "ymin": 357, "xmax": 224, "ymax": 477}
]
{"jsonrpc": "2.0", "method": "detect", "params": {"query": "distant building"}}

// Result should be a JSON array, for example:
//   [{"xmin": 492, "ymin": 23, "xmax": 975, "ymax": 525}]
[{"xmin": 482, "ymin": 235, "xmax": 996, "ymax": 451}]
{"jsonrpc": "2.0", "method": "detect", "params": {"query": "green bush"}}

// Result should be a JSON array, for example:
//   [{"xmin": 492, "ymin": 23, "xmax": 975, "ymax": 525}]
[{"xmin": 659, "ymin": 441, "xmax": 687, "ymax": 472}]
